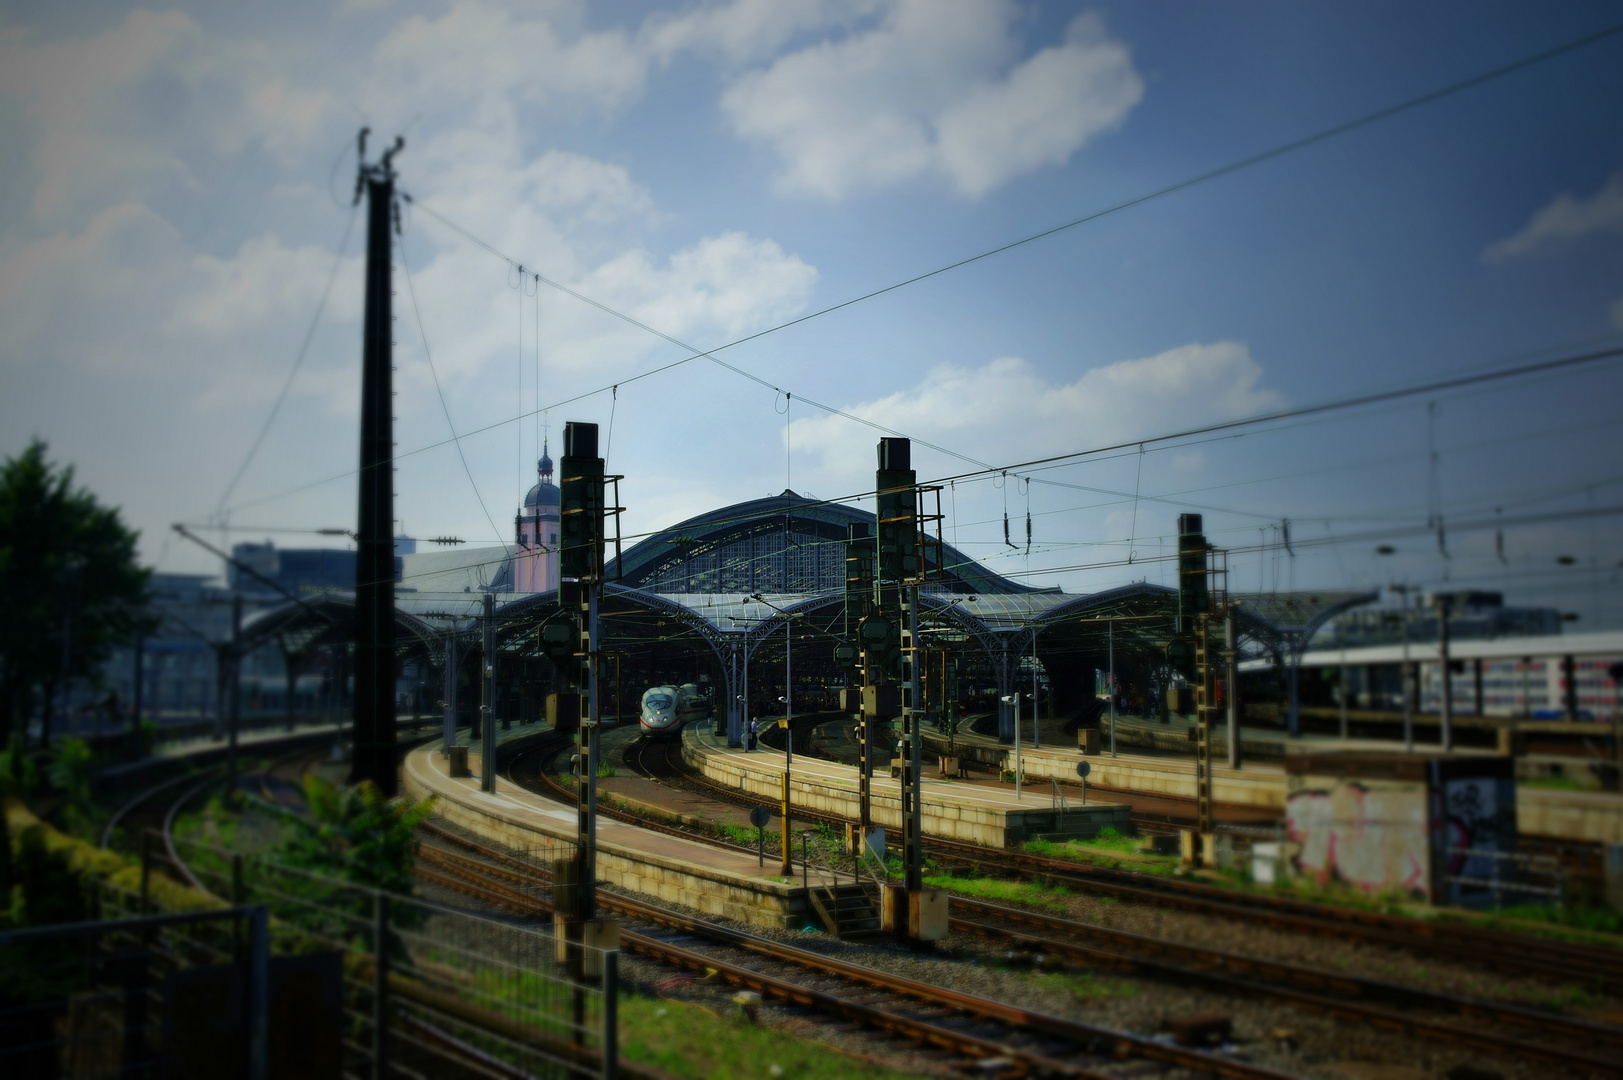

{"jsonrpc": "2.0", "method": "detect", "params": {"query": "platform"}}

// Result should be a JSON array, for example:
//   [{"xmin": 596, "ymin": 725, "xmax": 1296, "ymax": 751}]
[
  {"xmin": 923, "ymin": 726, "xmax": 1623, "ymax": 844},
  {"xmin": 403, "ymin": 732, "xmax": 840, "ymax": 930},
  {"xmin": 684, "ymin": 727, "xmax": 1130, "ymax": 846},
  {"xmin": 922, "ymin": 727, "xmax": 1289, "ymax": 811}
]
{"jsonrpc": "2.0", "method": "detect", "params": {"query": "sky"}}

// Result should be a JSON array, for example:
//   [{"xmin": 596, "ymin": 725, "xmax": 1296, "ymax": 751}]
[{"xmin": 2, "ymin": 0, "xmax": 1622, "ymax": 625}]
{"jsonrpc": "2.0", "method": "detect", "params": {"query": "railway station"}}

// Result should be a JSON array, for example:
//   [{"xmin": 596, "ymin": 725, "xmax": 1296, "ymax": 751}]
[{"xmin": 10, "ymin": 16, "xmax": 1623, "ymax": 1076}]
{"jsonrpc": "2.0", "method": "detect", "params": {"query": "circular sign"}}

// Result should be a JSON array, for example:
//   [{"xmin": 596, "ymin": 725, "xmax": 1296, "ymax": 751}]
[
  {"xmin": 1076, "ymin": 761, "xmax": 1092, "ymax": 778},
  {"xmin": 749, "ymin": 806, "xmax": 771, "ymax": 828}
]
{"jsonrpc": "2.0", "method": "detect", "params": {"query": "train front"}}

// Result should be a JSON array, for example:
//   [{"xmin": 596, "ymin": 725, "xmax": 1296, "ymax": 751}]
[{"xmin": 639, "ymin": 685, "xmax": 681, "ymax": 737}]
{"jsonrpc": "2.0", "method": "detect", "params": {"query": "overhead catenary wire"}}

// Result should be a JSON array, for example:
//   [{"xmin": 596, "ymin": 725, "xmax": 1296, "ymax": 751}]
[
  {"xmin": 221, "ymin": 21, "xmax": 1623, "ymax": 535},
  {"xmin": 214, "ymin": 204, "xmax": 358, "ymax": 518},
  {"xmin": 399, "ymin": 232, "xmax": 505, "ymax": 543}
]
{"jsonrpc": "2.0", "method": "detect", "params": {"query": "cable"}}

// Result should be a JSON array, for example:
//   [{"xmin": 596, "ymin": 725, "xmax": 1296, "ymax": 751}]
[
  {"xmin": 214, "ymin": 205, "xmax": 358, "ymax": 517},
  {"xmin": 398, "ymin": 233, "xmax": 504, "ymax": 543}
]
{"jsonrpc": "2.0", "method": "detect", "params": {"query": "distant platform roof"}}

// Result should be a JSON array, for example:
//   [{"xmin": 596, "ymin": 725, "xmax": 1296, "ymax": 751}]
[{"xmin": 608, "ymin": 490, "xmax": 1054, "ymax": 597}]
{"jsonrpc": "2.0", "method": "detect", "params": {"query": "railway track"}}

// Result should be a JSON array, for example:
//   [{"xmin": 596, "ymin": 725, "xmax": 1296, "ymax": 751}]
[
  {"xmin": 606, "ymin": 733, "xmax": 1622, "ymax": 988},
  {"xmin": 415, "ymin": 822, "xmax": 1307, "ymax": 1080},
  {"xmin": 503, "ymin": 735, "xmax": 1623, "ymax": 1077}
]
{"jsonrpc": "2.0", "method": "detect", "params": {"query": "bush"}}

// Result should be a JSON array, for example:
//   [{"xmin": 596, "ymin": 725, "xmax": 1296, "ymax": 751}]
[{"xmin": 273, "ymin": 775, "xmax": 435, "ymax": 895}]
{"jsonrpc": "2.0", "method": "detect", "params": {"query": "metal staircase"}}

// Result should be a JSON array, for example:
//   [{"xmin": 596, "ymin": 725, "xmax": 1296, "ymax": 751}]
[{"xmin": 807, "ymin": 882, "xmax": 884, "ymax": 941}]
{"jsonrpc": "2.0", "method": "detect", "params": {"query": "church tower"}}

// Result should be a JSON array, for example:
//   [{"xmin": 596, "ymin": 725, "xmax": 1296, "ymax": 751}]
[{"xmin": 513, "ymin": 442, "xmax": 560, "ymax": 594}]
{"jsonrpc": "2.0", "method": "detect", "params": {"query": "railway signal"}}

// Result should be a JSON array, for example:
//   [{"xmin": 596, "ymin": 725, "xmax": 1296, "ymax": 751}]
[
  {"xmin": 874, "ymin": 438, "xmax": 947, "ymax": 946},
  {"xmin": 1176, "ymin": 513, "xmax": 1230, "ymax": 863},
  {"xmin": 555, "ymin": 421, "xmax": 624, "ymax": 991}
]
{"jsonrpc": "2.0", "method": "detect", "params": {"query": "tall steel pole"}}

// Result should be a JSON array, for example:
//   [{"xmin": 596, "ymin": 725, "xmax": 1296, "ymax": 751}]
[
  {"xmin": 1438, "ymin": 593, "xmax": 1453, "ymax": 752},
  {"xmin": 1226, "ymin": 608, "xmax": 1241, "ymax": 769},
  {"xmin": 781, "ymin": 607, "xmax": 794, "ymax": 880},
  {"xmin": 1108, "ymin": 620, "xmax": 1117, "ymax": 757},
  {"xmin": 351, "ymin": 129, "xmax": 404, "ymax": 795},
  {"xmin": 480, "ymin": 593, "xmax": 495, "ymax": 792},
  {"xmin": 227, "ymin": 593, "xmax": 243, "ymax": 796},
  {"xmin": 442, "ymin": 629, "xmax": 457, "ymax": 756}
]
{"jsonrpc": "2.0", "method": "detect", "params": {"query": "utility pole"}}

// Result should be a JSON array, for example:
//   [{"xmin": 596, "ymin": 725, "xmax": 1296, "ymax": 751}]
[
  {"xmin": 351, "ymin": 127, "xmax": 405, "ymax": 795},
  {"xmin": 876, "ymin": 437, "xmax": 943, "ymax": 945},
  {"xmin": 1226, "ymin": 606, "xmax": 1242, "ymax": 769},
  {"xmin": 441, "ymin": 628, "xmax": 457, "ymax": 756},
  {"xmin": 480, "ymin": 592, "xmax": 495, "ymax": 792},
  {"xmin": 1438, "ymin": 593, "xmax": 1453, "ymax": 752},
  {"xmin": 844, "ymin": 523, "xmax": 874, "ymax": 834},
  {"xmin": 556, "ymin": 421, "xmax": 619, "ymax": 950},
  {"xmin": 227, "ymin": 593, "xmax": 243, "ymax": 797},
  {"xmin": 782, "ymin": 596, "xmax": 794, "ymax": 880},
  {"xmin": 1178, "ymin": 514, "xmax": 1221, "ymax": 858}
]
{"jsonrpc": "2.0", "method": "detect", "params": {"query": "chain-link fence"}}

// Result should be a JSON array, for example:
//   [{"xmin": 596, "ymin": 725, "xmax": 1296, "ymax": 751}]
[
  {"xmin": 0, "ymin": 903, "xmax": 273, "ymax": 1079},
  {"xmin": 133, "ymin": 833, "xmax": 620, "ymax": 1079}
]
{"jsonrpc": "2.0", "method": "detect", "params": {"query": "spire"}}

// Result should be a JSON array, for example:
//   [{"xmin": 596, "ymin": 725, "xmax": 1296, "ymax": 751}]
[{"xmin": 538, "ymin": 438, "xmax": 553, "ymax": 481}]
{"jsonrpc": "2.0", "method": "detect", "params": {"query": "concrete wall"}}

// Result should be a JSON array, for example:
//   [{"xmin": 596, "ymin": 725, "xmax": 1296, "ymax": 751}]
[
  {"xmin": 1519, "ymin": 788, "xmax": 1623, "ymax": 844},
  {"xmin": 1284, "ymin": 774, "xmax": 1431, "ymax": 898}
]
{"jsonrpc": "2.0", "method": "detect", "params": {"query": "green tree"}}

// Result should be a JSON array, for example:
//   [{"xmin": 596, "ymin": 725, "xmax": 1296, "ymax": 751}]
[{"xmin": 0, "ymin": 440, "xmax": 148, "ymax": 747}]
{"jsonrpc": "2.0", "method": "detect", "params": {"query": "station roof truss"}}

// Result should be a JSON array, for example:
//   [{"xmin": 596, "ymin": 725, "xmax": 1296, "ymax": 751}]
[{"xmin": 240, "ymin": 593, "xmax": 445, "ymax": 660}]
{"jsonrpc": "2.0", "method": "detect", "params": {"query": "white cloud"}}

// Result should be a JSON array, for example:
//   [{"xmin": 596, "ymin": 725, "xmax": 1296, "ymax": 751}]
[
  {"xmin": 786, "ymin": 341, "xmax": 1278, "ymax": 488},
  {"xmin": 718, "ymin": 1, "xmax": 1142, "ymax": 198},
  {"xmin": 642, "ymin": 0, "xmax": 881, "ymax": 66},
  {"xmin": 1483, "ymin": 170, "xmax": 1623, "ymax": 263},
  {"xmin": 363, "ymin": 0, "xmax": 646, "ymax": 122},
  {"xmin": 167, "ymin": 232, "xmax": 362, "ymax": 338},
  {"xmin": 0, "ymin": 10, "xmax": 341, "ymax": 228}
]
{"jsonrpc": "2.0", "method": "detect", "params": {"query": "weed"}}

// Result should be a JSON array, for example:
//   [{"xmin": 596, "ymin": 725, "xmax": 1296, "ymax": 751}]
[
  {"xmin": 1061, "ymin": 972, "xmax": 1138, "ymax": 1001},
  {"xmin": 925, "ymin": 873, "xmax": 1072, "ymax": 913}
]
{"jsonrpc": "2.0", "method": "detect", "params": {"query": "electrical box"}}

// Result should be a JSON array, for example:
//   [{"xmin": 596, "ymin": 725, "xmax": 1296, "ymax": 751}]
[
  {"xmin": 863, "ymin": 684, "xmax": 901, "ymax": 718},
  {"xmin": 839, "ymin": 687, "xmax": 862, "ymax": 713},
  {"xmin": 446, "ymin": 745, "xmax": 470, "ymax": 777},
  {"xmin": 547, "ymin": 692, "xmax": 581, "ymax": 733},
  {"xmin": 1077, "ymin": 728, "xmax": 1099, "ymax": 754},
  {"xmin": 910, "ymin": 888, "xmax": 949, "ymax": 941},
  {"xmin": 581, "ymin": 919, "xmax": 620, "ymax": 977}
]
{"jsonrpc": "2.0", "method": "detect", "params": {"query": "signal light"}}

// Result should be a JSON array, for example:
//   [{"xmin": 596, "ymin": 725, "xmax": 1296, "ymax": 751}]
[
  {"xmin": 559, "ymin": 421, "xmax": 604, "ymax": 583},
  {"xmin": 538, "ymin": 615, "xmax": 581, "ymax": 686},
  {"xmin": 1176, "ymin": 512, "xmax": 1210, "ymax": 628},
  {"xmin": 876, "ymin": 438, "xmax": 917, "ymax": 582},
  {"xmin": 858, "ymin": 610, "xmax": 902, "ymax": 679}
]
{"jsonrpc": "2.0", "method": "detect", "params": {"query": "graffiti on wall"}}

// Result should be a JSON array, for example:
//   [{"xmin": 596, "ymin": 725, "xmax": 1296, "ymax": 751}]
[{"xmin": 1285, "ymin": 776, "xmax": 1430, "ymax": 899}]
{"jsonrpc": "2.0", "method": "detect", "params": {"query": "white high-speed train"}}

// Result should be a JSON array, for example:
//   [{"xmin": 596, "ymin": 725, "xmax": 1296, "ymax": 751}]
[{"xmin": 639, "ymin": 683, "xmax": 711, "ymax": 738}]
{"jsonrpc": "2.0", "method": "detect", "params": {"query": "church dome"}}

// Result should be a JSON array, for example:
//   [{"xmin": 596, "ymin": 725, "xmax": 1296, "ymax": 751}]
[{"xmin": 524, "ymin": 442, "xmax": 559, "ymax": 509}]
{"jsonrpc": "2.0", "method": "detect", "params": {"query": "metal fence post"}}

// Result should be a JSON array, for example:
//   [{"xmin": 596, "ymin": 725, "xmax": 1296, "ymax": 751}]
[
  {"xmin": 140, "ymin": 832, "xmax": 152, "ymax": 914},
  {"xmin": 602, "ymin": 950, "xmax": 618, "ymax": 1080},
  {"xmin": 373, "ymin": 892, "xmax": 389, "ymax": 1080},
  {"xmin": 247, "ymin": 904, "xmax": 270, "ymax": 1080}
]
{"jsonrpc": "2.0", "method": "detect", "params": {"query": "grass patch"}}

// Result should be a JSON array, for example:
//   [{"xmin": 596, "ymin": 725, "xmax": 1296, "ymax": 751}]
[
  {"xmin": 620, "ymin": 995, "xmax": 910, "ymax": 1079},
  {"xmin": 924, "ymin": 873, "xmax": 1071, "ymax": 912},
  {"xmin": 1520, "ymin": 776, "xmax": 1592, "ymax": 792},
  {"xmin": 1058, "ymin": 971, "xmax": 1138, "ymax": 1001},
  {"xmin": 719, "ymin": 824, "xmax": 779, "ymax": 850},
  {"xmin": 1019, "ymin": 831, "xmax": 1179, "ymax": 875}
]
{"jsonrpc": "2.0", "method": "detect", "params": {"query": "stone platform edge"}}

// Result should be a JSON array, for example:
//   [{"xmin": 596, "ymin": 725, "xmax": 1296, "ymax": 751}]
[
  {"xmin": 402, "ymin": 736, "xmax": 817, "ymax": 930},
  {"xmin": 923, "ymin": 732, "xmax": 1288, "ymax": 810},
  {"xmin": 684, "ymin": 728, "xmax": 1129, "ymax": 845}
]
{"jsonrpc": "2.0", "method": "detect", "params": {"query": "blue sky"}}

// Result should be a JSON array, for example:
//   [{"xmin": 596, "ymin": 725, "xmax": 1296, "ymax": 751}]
[{"xmin": 2, "ymin": 1, "xmax": 1621, "ymax": 623}]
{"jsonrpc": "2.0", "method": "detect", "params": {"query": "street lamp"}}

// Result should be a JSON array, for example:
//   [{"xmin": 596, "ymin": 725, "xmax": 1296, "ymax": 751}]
[{"xmin": 1001, "ymin": 693, "xmax": 1022, "ymax": 800}]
